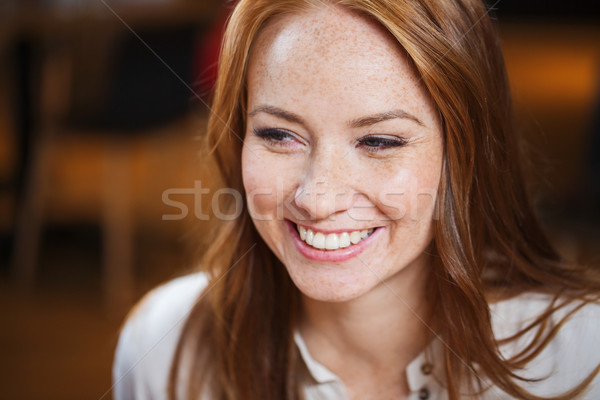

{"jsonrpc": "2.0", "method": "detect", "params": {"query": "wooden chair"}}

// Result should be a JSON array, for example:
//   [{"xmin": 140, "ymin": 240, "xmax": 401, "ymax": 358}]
[{"xmin": 11, "ymin": 23, "xmax": 199, "ymax": 313}]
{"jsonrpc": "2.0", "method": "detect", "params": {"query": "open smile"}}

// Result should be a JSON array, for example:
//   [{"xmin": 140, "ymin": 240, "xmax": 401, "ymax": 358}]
[
  {"xmin": 296, "ymin": 224, "xmax": 376, "ymax": 250},
  {"xmin": 285, "ymin": 220, "xmax": 383, "ymax": 262}
]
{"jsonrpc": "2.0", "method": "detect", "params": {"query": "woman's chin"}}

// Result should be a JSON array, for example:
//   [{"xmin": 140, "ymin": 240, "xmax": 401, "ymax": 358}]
[{"xmin": 286, "ymin": 266, "xmax": 380, "ymax": 303}]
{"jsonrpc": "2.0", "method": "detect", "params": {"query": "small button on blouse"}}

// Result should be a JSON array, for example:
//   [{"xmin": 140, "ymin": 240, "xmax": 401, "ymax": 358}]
[{"xmin": 421, "ymin": 362, "xmax": 433, "ymax": 376}]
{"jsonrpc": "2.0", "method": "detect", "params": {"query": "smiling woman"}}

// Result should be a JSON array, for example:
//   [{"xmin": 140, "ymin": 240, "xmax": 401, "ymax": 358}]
[
  {"xmin": 113, "ymin": 1, "xmax": 600, "ymax": 400},
  {"xmin": 242, "ymin": 8, "xmax": 442, "ymax": 306}
]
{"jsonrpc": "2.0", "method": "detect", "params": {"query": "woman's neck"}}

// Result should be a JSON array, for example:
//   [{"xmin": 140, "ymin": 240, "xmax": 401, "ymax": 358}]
[{"xmin": 298, "ymin": 258, "xmax": 435, "ymax": 398}]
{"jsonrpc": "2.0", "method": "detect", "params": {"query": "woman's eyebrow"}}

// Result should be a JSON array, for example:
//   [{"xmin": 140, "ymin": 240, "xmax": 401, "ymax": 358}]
[
  {"xmin": 349, "ymin": 110, "xmax": 424, "ymax": 128},
  {"xmin": 248, "ymin": 105, "xmax": 305, "ymax": 125},
  {"xmin": 248, "ymin": 105, "xmax": 423, "ymax": 128}
]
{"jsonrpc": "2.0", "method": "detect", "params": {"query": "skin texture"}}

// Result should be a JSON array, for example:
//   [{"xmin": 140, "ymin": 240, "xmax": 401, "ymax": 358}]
[{"xmin": 241, "ymin": 4, "xmax": 444, "ymax": 398}]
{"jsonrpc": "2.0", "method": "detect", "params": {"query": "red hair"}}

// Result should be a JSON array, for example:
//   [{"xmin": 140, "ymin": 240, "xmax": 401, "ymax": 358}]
[{"xmin": 169, "ymin": 1, "xmax": 600, "ymax": 399}]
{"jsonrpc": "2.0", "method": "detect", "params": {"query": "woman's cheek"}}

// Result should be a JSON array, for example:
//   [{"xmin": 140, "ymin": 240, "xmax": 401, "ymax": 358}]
[
  {"xmin": 369, "ymin": 168, "xmax": 420, "ymax": 222},
  {"xmin": 243, "ymin": 163, "xmax": 276, "ymax": 221},
  {"xmin": 242, "ymin": 145, "xmax": 270, "ymax": 220},
  {"xmin": 242, "ymin": 151, "xmax": 300, "ymax": 221},
  {"xmin": 364, "ymin": 167, "xmax": 438, "ymax": 224}
]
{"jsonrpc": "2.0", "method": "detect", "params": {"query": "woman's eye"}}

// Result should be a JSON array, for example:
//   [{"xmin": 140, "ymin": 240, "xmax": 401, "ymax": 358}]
[
  {"xmin": 357, "ymin": 135, "xmax": 407, "ymax": 152},
  {"xmin": 253, "ymin": 128, "xmax": 299, "ymax": 147}
]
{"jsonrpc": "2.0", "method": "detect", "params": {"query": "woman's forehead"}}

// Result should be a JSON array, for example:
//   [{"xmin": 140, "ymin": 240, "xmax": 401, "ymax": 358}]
[
  {"xmin": 249, "ymin": 5, "xmax": 405, "ymax": 74},
  {"xmin": 246, "ymin": 4, "xmax": 437, "ymax": 128}
]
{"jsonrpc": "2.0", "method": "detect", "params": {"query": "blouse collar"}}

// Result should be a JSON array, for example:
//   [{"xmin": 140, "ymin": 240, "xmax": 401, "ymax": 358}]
[{"xmin": 293, "ymin": 329, "xmax": 446, "ymax": 395}]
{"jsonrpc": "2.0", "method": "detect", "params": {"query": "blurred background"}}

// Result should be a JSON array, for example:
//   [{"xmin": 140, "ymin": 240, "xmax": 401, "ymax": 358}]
[{"xmin": 0, "ymin": 0, "xmax": 598, "ymax": 399}]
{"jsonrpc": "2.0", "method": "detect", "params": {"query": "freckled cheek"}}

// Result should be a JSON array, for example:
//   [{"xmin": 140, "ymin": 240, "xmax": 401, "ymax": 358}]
[
  {"xmin": 242, "ymin": 153, "xmax": 302, "ymax": 219},
  {"xmin": 370, "ymin": 166, "xmax": 441, "ymax": 222}
]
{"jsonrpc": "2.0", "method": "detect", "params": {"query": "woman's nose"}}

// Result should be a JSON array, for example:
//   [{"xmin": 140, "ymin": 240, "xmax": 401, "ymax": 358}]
[{"xmin": 293, "ymin": 148, "xmax": 355, "ymax": 220}]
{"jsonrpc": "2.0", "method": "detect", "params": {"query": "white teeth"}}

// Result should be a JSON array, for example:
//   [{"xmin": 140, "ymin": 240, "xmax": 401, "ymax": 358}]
[
  {"xmin": 296, "ymin": 224, "xmax": 375, "ymax": 251},
  {"xmin": 299, "ymin": 225, "xmax": 307, "ymax": 240},
  {"xmin": 312, "ymin": 232, "xmax": 325, "ymax": 249},
  {"xmin": 306, "ymin": 229, "xmax": 314, "ymax": 245},
  {"xmin": 350, "ymin": 231, "xmax": 362, "ymax": 244},
  {"xmin": 325, "ymin": 233, "xmax": 339, "ymax": 250},
  {"xmin": 339, "ymin": 232, "xmax": 351, "ymax": 248}
]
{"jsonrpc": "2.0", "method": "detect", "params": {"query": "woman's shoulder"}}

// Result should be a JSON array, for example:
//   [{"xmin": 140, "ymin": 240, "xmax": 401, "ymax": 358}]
[
  {"xmin": 489, "ymin": 292, "xmax": 600, "ymax": 398},
  {"xmin": 489, "ymin": 291, "xmax": 600, "ymax": 336},
  {"xmin": 112, "ymin": 272, "xmax": 210, "ymax": 399}
]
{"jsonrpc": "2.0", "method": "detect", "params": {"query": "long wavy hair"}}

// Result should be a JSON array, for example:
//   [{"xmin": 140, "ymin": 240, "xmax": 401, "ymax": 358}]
[{"xmin": 168, "ymin": 0, "xmax": 600, "ymax": 399}]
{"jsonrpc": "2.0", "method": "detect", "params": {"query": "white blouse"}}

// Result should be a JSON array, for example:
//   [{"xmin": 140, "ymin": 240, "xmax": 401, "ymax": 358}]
[{"xmin": 113, "ymin": 273, "xmax": 600, "ymax": 399}]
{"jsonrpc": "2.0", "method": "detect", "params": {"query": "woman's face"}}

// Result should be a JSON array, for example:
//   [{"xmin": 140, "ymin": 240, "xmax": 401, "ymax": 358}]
[{"xmin": 242, "ymin": 6, "xmax": 444, "ymax": 302}]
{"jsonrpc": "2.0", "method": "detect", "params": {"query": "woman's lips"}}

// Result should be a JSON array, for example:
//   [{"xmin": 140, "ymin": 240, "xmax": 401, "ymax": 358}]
[{"xmin": 285, "ymin": 219, "xmax": 383, "ymax": 262}]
